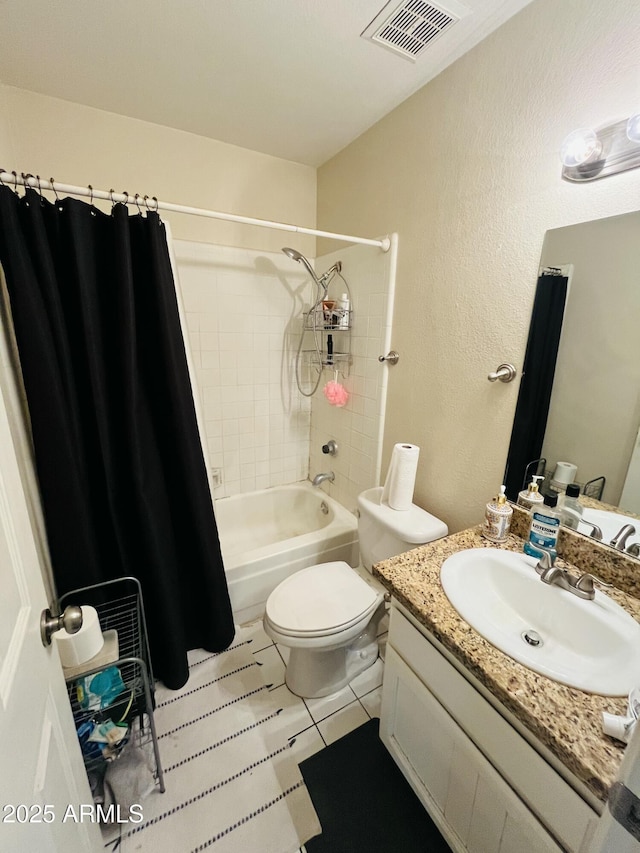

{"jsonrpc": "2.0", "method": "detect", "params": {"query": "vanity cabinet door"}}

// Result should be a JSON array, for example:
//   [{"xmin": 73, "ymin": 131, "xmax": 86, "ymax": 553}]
[
  {"xmin": 385, "ymin": 603, "xmax": 598, "ymax": 851},
  {"xmin": 381, "ymin": 645, "xmax": 562, "ymax": 853},
  {"xmin": 384, "ymin": 648, "xmax": 456, "ymax": 812}
]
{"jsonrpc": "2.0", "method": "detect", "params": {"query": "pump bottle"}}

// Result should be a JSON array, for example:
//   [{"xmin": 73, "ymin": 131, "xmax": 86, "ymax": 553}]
[
  {"xmin": 482, "ymin": 485, "xmax": 513, "ymax": 543},
  {"xmin": 517, "ymin": 475, "xmax": 545, "ymax": 511}
]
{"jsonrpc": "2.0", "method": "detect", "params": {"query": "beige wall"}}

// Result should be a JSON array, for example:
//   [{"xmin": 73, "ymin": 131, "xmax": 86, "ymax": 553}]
[
  {"xmin": 317, "ymin": 0, "xmax": 640, "ymax": 533},
  {"xmin": 0, "ymin": 85, "xmax": 316, "ymax": 256}
]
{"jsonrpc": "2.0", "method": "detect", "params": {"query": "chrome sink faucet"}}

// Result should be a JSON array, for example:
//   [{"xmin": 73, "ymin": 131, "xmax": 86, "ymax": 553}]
[
  {"xmin": 311, "ymin": 471, "xmax": 335, "ymax": 487},
  {"xmin": 610, "ymin": 523, "xmax": 637, "ymax": 550},
  {"xmin": 535, "ymin": 550, "xmax": 611, "ymax": 600},
  {"xmin": 581, "ymin": 521, "xmax": 603, "ymax": 540}
]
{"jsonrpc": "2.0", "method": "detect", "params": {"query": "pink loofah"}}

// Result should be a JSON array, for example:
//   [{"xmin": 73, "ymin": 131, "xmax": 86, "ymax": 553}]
[{"xmin": 323, "ymin": 379, "xmax": 349, "ymax": 407}]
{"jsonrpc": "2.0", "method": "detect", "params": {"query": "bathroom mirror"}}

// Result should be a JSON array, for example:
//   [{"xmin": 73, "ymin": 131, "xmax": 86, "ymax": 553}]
[{"xmin": 506, "ymin": 209, "xmax": 640, "ymax": 549}]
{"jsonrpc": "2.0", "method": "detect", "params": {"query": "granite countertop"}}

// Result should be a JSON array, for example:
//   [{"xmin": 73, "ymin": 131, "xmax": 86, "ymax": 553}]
[{"xmin": 373, "ymin": 526, "xmax": 637, "ymax": 804}]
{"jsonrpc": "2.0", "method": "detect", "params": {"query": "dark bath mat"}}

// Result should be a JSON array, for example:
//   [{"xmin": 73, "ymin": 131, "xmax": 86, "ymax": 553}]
[{"xmin": 299, "ymin": 717, "xmax": 452, "ymax": 853}]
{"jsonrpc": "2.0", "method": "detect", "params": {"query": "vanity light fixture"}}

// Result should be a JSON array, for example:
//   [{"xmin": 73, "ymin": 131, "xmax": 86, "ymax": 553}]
[
  {"xmin": 626, "ymin": 112, "xmax": 640, "ymax": 143},
  {"xmin": 560, "ymin": 113, "xmax": 640, "ymax": 182}
]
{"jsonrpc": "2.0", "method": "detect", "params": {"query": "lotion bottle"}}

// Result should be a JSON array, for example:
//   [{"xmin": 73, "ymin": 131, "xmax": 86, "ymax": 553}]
[
  {"xmin": 523, "ymin": 492, "xmax": 562, "ymax": 560},
  {"xmin": 482, "ymin": 485, "xmax": 513, "ymax": 543},
  {"xmin": 517, "ymin": 475, "xmax": 545, "ymax": 511},
  {"xmin": 337, "ymin": 293, "xmax": 350, "ymax": 328}
]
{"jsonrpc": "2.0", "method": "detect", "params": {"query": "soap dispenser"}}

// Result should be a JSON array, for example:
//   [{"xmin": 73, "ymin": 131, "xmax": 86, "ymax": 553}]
[
  {"xmin": 482, "ymin": 485, "xmax": 513, "ymax": 544},
  {"xmin": 517, "ymin": 475, "xmax": 545, "ymax": 511}
]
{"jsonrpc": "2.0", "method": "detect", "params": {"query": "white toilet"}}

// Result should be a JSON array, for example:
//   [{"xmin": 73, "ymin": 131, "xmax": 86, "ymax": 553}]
[{"xmin": 263, "ymin": 486, "xmax": 448, "ymax": 698}]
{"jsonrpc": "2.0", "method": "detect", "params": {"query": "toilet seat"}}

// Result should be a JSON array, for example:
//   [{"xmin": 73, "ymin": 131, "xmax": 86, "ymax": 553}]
[{"xmin": 265, "ymin": 561, "xmax": 380, "ymax": 639}]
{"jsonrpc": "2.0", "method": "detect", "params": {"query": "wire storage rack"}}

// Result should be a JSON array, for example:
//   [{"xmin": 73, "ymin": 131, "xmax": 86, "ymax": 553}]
[
  {"xmin": 302, "ymin": 302, "xmax": 352, "ymax": 370},
  {"xmin": 58, "ymin": 577, "xmax": 165, "ymax": 795}
]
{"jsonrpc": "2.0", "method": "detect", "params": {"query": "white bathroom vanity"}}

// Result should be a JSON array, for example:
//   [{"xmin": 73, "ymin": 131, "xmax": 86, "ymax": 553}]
[
  {"xmin": 375, "ymin": 521, "xmax": 640, "ymax": 853},
  {"xmin": 381, "ymin": 600, "xmax": 597, "ymax": 851}
]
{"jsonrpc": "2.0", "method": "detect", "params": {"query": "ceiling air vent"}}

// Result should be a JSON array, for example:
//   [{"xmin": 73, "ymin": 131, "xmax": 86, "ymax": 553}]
[{"xmin": 361, "ymin": 0, "xmax": 469, "ymax": 62}]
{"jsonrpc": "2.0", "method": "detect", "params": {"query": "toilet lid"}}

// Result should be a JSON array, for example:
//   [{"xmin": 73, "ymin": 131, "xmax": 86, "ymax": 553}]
[{"xmin": 266, "ymin": 562, "xmax": 379, "ymax": 636}]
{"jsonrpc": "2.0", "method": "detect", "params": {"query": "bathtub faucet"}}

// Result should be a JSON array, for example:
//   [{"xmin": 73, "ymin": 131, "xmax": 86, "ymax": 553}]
[{"xmin": 312, "ymin": 471, "xmax": 335, "ymax": 487}]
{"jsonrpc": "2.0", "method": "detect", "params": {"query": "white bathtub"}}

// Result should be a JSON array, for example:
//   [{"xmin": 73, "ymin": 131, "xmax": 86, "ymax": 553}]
[{"xmin": 215, "ymin": 483, "xmax": 359, "ymax": 624}]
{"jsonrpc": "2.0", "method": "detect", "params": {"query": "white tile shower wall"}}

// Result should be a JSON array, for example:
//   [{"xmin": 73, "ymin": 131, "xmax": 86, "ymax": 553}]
[
  {"xmin": 309, "ymin": 243, "xmax": 394, "ymax": 513},
  {"xmin": 173, "ymin": 241, "xmax": 314, "ymax": 498}
]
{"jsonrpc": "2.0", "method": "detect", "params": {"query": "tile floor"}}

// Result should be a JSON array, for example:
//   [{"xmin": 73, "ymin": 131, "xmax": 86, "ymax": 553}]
[
  {"xmin": 240, "ymin": 610, "xmax": 389, "ymax": 853},
  {"xmin": 241, "ymin": 610, "xmax": 388, "ymax": 765},
  {"xmin": 100, "ymin": 602, "xmax": 388, "ymax": 851}
]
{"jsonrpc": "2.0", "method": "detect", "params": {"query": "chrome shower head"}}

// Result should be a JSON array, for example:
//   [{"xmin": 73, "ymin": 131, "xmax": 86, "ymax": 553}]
[
  {"xmin": 282, "ymin": 247, "xmax": 342, "ymax": 296},
  {"xmin": 282, "ymin": 247, "xmax": 322, "ymax": 287}
]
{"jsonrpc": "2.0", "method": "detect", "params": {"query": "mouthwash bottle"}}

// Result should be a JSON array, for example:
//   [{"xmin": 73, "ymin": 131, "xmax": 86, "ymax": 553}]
[{"xmin": 523, "ymin": 492, "xmax": 562, "ymax": 560}]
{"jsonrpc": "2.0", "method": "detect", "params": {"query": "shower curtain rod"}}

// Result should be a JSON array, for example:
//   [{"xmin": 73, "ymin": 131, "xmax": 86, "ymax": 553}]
[{"xmin": 0, "ymin": 171, "xmax": 391, "ymax": 252}]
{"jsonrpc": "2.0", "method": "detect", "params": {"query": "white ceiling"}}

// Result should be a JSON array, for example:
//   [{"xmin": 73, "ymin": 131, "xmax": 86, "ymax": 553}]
[{"xmin": 0, "ymin": 0, "xmax": 532, "ymax": 167}]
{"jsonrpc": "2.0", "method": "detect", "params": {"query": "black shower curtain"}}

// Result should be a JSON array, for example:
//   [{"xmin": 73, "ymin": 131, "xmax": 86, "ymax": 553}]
[
  {"xmin": 503, "ymin": 272, "xmax": 568, "ymax": 501},
  {"xmin": 0, "ymin": 186, "xmax": 234, "ymax": 689}
]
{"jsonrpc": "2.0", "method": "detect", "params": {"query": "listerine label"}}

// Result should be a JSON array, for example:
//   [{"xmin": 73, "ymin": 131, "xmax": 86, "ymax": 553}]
[{"xmin": 525, "ymin": 508, "xmax": 560, "ymax": 556}]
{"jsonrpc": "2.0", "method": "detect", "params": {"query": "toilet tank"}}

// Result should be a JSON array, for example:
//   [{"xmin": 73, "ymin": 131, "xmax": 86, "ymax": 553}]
[{"xmin": 357, "ymin": 486, "xmax": 448, "ymax": 572}]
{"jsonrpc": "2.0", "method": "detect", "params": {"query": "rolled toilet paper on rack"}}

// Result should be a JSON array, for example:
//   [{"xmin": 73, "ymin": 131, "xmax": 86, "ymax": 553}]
[
  {"xmin": 381, "ymin": 443, "xmax": 420, "ymax": 511},
  {"xmin": 552, "ymin": 461, "xmax": 578, "ymax": 486},
  {"xmin": 53, "ymin": 605, "xmax": 104, "ymax": 668}
]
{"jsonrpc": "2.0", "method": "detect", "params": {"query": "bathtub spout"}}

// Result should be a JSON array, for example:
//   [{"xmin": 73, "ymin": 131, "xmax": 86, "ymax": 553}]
[{"xmin": 312, "ymin": 471, "xmax": 335, "ymax": 487}]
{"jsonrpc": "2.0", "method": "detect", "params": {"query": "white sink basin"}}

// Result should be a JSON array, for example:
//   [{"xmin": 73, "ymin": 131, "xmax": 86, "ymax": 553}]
[
  {"xmin": 440, "ymin": 548, "xmax": 640, "ymax": 695},
  {"xmin": 579, "ymin": 508, "xmax": 639, "ymax": 550}
]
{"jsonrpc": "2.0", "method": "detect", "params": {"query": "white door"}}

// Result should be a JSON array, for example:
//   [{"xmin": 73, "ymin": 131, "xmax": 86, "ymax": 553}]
[{"xmin": 0, "ymin": 378, "xmax": 101, "ymax": 851}]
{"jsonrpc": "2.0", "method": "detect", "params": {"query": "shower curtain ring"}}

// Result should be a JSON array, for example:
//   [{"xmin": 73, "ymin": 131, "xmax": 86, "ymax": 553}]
[
  {"xmin": 36, "ymin": 175, "xmax": 46, "ymax": 206},
  {"xmin": 11, "ymin": 171, "xmax": 19, "ymax": 195},
  {"xmin": 152, "ymin": 196, "xmax": 159, "ymax": 212},
  {"xmin": 21, "ymin": 173, "xmax": 34, "ymax": 204},
  {"xmin": 88, "ymin": 184, "xmax": 93, "ymax": 204},
  {"xmin": 134, "ymin": 193, "xmax": 143, "ymax": 215},
  {"xmin": 50, "ymin": 177, "xmax": 59, "ymax": 201}
]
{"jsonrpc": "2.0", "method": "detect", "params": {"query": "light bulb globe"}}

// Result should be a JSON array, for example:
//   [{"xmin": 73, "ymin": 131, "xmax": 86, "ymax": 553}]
[
  {"xmin": 626, "ymin": 113, "xmax": 640, "ymax": 143},
  {"xmin": 560, "ymin": 128, "xmax": 602, "ymax": 167}
]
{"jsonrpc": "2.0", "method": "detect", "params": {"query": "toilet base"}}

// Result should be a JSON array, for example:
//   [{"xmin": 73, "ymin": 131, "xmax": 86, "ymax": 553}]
[{"xmin": 284, "ymin": 623, "xmax": 379, "ymax": 699}]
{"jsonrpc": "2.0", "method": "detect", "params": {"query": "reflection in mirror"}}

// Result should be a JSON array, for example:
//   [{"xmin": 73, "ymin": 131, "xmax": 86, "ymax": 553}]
[{"xmin": 505, "ymin": 210, "xmax": 640, "ymax": 555}]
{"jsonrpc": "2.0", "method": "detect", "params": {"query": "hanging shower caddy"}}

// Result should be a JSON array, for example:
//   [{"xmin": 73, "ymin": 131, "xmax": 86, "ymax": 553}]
[
  {"xmin": 302, "ymin": 286, "xmax": 353, "ymax": 371},
  {"xmin": 58, "ymin": 576, "xmax": 165, "ymax": 796}
]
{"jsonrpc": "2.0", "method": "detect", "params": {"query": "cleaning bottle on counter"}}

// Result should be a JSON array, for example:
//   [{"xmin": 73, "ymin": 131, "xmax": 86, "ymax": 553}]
[
  {"xmin": 517, "ymin": 475, "xmax": 545, "ymax": 510},
  {"xmin": 482, "ymin": 485, "xmax": 513, "ymax": 543},
  {"xmin": 559, "ymin": 483, "xmax": 584, "ymax": 530},
  {"xmin": 523, "ymin": 492, "xmax": 562, "ymax": 560}
]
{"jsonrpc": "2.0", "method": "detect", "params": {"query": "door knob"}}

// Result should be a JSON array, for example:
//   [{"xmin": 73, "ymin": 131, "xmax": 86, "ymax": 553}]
[{"xmin": 40, "ymin": 605, "xmax": 83, "ymax": 647}]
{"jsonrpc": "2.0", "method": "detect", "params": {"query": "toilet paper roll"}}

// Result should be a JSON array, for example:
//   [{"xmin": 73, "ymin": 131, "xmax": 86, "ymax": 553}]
[
  {"xmin": 53, "ymin": 605, "xmax": 104, "ymax": 668},
  {"xmin": 553, "ymin": 461, "xmax": 578, "ymax": 486},
  {"xmin": 381, "ymin": 443, "xmax": 420, "ymax": 511}
]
